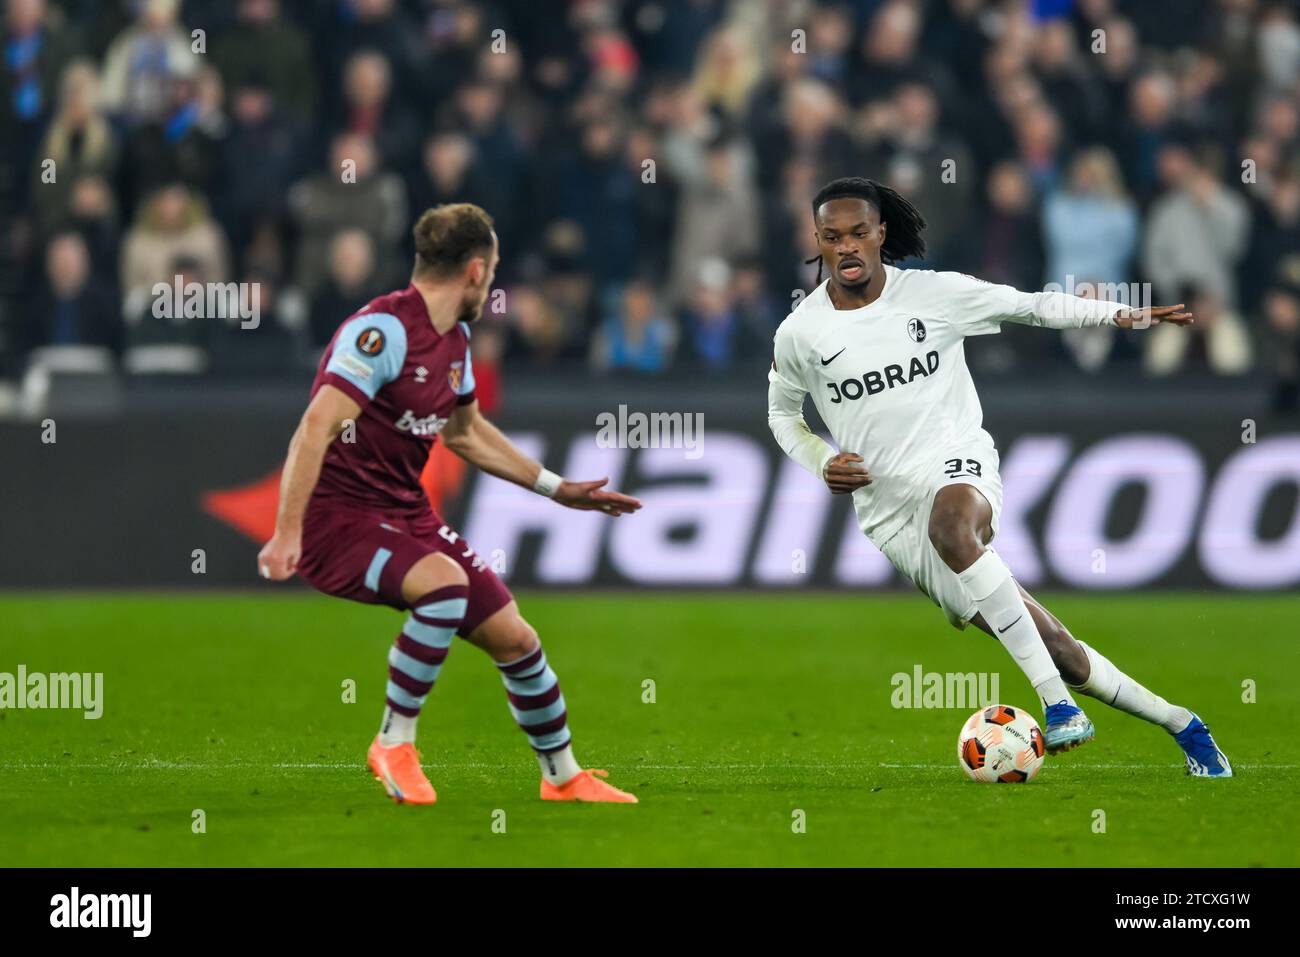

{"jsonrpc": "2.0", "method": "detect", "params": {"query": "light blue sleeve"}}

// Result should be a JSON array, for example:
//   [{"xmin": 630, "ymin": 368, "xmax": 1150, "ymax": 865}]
[{"xmin": 324, "ymin": 312, "xmax": 408, "ymax": 399}]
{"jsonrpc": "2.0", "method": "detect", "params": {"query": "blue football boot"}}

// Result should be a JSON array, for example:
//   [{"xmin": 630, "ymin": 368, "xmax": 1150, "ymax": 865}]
[
  {"xmin": 1172, "ymin": 713, "xmax": 1233, "ymax": 777},
  {"xmin": 1043, "ymin": 700, "xmax": 1095, "ymax": 754}
]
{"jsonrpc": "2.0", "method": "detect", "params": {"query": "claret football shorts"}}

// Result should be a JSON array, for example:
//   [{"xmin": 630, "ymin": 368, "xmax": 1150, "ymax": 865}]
[{"xmin": 297, "ymin": 500, "xmax": 513, "ymax": 636}]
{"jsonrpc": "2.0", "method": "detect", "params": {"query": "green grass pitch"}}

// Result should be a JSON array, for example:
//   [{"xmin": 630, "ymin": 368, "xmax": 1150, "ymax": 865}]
[{"xmin": 2, "ymin": 591, "xmax": 1296, "ymax": 867}]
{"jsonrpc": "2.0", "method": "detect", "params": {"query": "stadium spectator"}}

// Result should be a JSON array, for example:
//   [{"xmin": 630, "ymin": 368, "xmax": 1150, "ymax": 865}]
[
  {"xmin": 1244, "ymin": 167, "xmax": 1300, "ymax": 317},
  {"xmin": 691, "ymin": 24, "xmax": 760, "ymax": 119},
  {"xmin": 801, "ymin": 3, "xmax": 856, "ymax": 86},
  {"xmin": 854, "ymin": 0, "xmax": 955, "ymax": 109},
  {"xmin": 288, "ymin": 131, "xmax": 407, "ymax": 293},
  {"xmin": 210, "ymin": 0, "xmax": 316, "ymax": 127},
  {"xmin": 314, "ymin": 0, "xmax": 425, "ymax": 106},
  {"xmin": 441, "ymin": 79, "xmax": 523, "ymax": 216},
  {"xmin": 1, "ymin": 0, "xmax": 81, "ymax": 207},
  {"xmin": 1256, "ymin": 2, "xmax": 1300, "ymax": 96},
  {"xmin": 679, "ymin": 257, "xmax": 767, "ymax": 371},
  {"xmin": 309, "ymin": 229, "xmax": 383, "ymax": 346},
  {"xmin": 1013, "ymin": 101, "xmax": 1067, "ymax": 197},
  {"xmin": 1143, "ymin": 143, "xmax": 1251, "ymax": 314},
  {"xmin": 59, "ymin": 173, "xmax": 121, "ymax": 288},
  {"xmin": 591, "ymin": 278, "xmax": 677, "ymax": 375},
  {"xmin": 1042, "ymin": 148, "xmax": 1139, "ymax": 370},
  {"xmin": 25, "ymin": 230, "xmax": 119, "ymax": 354},
  {"xmin": 623, "ymin": 123, "xmax": 679, "ymax": 285},
  {"xmin": 506, "ymin": 281, "xmax": 570, "ymax": 368},
  {"xmin": 117, "ymin": 63, "xmax": 226, "ymax": 219},
  {"xmin": 335, "ymin": 50, "xmax": 419, "ymax": 180},
  {"xmin": 857, "ymin": 81, "xmax": 974, "ymax": 264},
  {"xmin": 968, "ymin": 159, "xmax": 1043, "ymax": 292},
  {"xmin": 754, "ymin": 76, "xmax": 854, "ymax": 195},
  {"xmin": 1090, "ymin": 14, "xmax": 1142, "ymax": 123},
  {"xmin": 120, "ymin": 183, "xmax": 228, "ymax": 313},
  {"xmin": 1031, "ymin": 18, "xmax": 1105, "ymax": 144},
  {"xmin": 731, "ymin": 257, "xmax": 782, "ymax": 365},
  {"xmin": 667, "ymin": 132, "xmax": 758, "ymax": 306},
  {"xmin": 99, "ymin": 0, "xmax": 198, "ymax": 127},
  {"xmin": 410, "ymin": 130, "xmax": 480, "ymax": 211},
  {"xmin": 557, "ymin": 118, "xmax": 641, "ymax": 287},
  {"xmin": 1118, "ymin": 71, "xmax": 1183, "ymax": 207},
  {"xmin": 217, "ymin": 73, "xmax": 307, "ymax": 267},
  {"xmin": 961, "ymin": 159, "xmax": 1047, "ymax": 374},
  {"xmin": 423, "ymin": 1, "xmax": 493, "ymax": 103},
  {"xmin": 33, "ymin": 59, "xmax": 118, "ymax": 231}
]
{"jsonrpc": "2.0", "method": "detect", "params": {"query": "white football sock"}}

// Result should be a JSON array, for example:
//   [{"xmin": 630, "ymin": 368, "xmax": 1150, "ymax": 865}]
[
  {"xmin": 958, "ymin": 550, "xmax": 1075, "ymax": 710},
  {"xmin": 1071, "ymin": 641, "xmax": 1193, "ymax": 733},
  {"xmin": 538, "ymin": 744, "xmax": 582, "ymax": 785},
  {"xmin": 378, "ymin": 706, "xmax": 417, "ymax": 746}
]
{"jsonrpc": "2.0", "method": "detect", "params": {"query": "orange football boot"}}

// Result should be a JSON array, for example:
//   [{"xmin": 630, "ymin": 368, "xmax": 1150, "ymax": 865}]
[
  {"xmin": 540, "ymin": 768, "xmax": 638, "ymax": 803},
  {"xmin": 367, "ymin": 736, "xmax": 437, "ymax": 805}
]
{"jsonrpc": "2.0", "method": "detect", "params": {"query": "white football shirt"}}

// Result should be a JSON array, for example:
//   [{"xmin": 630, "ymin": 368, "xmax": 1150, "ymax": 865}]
[{"xmin": 768, "ymin": 264, "xmax": 1122, "ymax": 545}]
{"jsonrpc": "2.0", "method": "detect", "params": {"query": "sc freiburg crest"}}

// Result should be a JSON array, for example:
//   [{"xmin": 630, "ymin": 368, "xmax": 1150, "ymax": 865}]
[{"xmin": 907, "ymin": 317, "xmax": 927, "ymax": 342}]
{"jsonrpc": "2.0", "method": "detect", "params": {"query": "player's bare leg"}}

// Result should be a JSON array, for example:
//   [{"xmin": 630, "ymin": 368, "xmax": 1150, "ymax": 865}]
[
  {"xmin": 367, "ymin": 553, "xmax": 471, "ymax": 805},
  {"xmin": 971, "ymin": 588, "xmax": 1233, "ymax": 777},
  {"xmin": 462, "ymin": 602, "xmax": 637, "ymax": 803},
  {"xmin": 928, "ymin": 483, "xmax": 1094, "ymax": 753}
]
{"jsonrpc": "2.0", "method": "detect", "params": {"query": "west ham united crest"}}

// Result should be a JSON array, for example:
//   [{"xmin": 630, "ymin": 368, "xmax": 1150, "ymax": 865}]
[
  {"xmin": 448, "ymin": 361, "xmax": 464, "ymax": 392},
  {"xmin": 907, "ymin": 317, "xmax": 927, "ymax": 342}
]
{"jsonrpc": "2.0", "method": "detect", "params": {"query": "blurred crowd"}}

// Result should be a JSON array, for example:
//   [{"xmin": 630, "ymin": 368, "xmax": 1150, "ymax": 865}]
[{"xmin": 1, "ymin": 0, "xmax": 1299, "ymax": 407}]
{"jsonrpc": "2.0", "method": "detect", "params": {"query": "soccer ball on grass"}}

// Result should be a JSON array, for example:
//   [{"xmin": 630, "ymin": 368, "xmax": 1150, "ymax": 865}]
[{"xmin": 957, "ymin": 704, "xmax": 1046, "ymax": 783}]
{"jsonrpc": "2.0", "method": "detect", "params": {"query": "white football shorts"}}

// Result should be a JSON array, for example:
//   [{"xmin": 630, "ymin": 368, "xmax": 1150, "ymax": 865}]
[{"xmin": 876, "ymin": 433, "xmax": 1004, "ymax": 630}]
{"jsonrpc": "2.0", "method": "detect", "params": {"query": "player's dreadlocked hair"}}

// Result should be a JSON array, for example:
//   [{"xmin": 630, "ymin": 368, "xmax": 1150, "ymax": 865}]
[{"xmin": 805, "ymin": 177, "xmax": 927, "ymax": 281}]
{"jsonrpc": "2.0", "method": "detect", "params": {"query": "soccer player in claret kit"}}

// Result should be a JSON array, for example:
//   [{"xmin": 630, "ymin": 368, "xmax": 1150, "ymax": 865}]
[
  {"xmin": 768, "ymin": 177, "xmax": 1233, "ymax": 777},
  {"xmin": 258, "ymin": 204, "xmax": 640, "ymax": 804}
]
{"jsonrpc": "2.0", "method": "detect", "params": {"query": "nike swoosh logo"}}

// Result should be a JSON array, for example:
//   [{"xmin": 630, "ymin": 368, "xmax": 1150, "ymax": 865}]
[
  {"xmin": 998, "ymin": 614, "xmax": 1023, "ymax": 635},
  {"xmin": 821, "ymin": 347, "xmax": 846, "ymax": 366}
]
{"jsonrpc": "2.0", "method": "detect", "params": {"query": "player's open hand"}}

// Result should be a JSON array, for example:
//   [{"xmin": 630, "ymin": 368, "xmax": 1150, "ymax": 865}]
[
  {"xmin": 257, "ymin": 531, "xmax": 301, "ymax": 581},
  {"xmin": 555, "ymin": 477, "xmax": 642, "ymax": 516},
  {"xmin": 1113, "ymin": 304, "xmax": 1194, "ymax": 329},
  {"xmin": 824, "ymin": 452, "xmax": 873, "ymax": 495}
]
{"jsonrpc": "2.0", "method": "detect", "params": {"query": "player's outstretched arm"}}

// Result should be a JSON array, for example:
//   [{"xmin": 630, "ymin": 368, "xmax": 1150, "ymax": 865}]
[
  {"xmin": 257, "ymin": 384, "xmax": 361, "ymax": 580},
  {"xmin": 946, "ymin": 272, "xmax": 1194, "ymax": 334},
  {"xmin": 441, "ymin": 400, "xmax": 641, "ymax": 516}
]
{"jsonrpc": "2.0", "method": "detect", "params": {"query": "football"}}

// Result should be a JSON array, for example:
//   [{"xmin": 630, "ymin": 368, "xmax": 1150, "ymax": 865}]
[{"xmin": 957, "ymin": 704, "xmax": 1047, "ymax": 783}]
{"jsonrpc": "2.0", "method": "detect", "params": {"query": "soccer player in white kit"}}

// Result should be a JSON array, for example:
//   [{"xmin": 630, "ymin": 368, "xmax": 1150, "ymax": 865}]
[{"xmin": 767, "ymin": 177, "xmax": 1232, "ymax": 776}]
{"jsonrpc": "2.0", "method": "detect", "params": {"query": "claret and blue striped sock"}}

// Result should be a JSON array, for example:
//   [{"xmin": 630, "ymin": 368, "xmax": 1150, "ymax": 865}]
[
  {"xmin": 377, "ymin": 585, "xmax": 469, "ymax": 747},
  {"xmin": 496, "ymin": 645, "xmax": 582, "ymax": 785}
]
